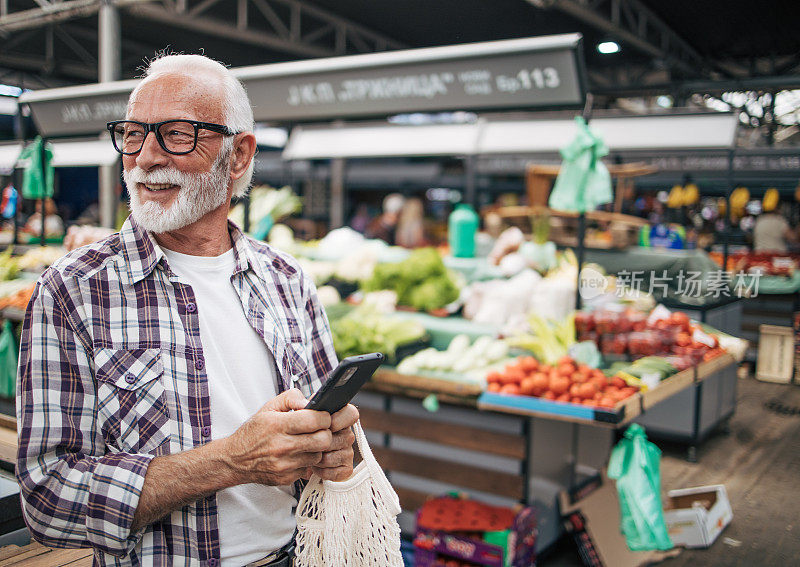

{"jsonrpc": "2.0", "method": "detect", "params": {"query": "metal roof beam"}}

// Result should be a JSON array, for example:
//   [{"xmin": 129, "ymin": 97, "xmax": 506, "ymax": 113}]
[
  {"xmin": 593, "ymin": 75, "xmax": 800, "ymax": 98},
  {"xmin": 0, "ymin": 52, "xmax": 96, "ymax": 80},
  {"xmin": 127, "ymin": 0, "xmax": 405, "ymax": 58},
  {"xmin": 0, "ymin": 0, "xmax": 153, "ymax": 35},
  {"xmin": 529, "ymin": 0, "xmax": 737, "ymax": 79}
]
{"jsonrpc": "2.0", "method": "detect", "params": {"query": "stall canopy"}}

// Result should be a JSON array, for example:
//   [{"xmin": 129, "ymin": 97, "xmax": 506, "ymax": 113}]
[
  {"xmin": 0, "ymin": 139, "xmax": 118, "ymax": 170},
  {"xmin": 283, "ymin": 123, "xmax": 480, "ymax": 159},
  {"xmin": 281, "ymin": 112, "xmax": 739, "ymax": 160}
]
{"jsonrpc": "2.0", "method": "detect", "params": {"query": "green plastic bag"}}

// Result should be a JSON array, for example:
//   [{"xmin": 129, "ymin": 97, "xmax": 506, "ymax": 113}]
[
  {"xmin": 0, "ymin": 321, "xmax": 18, "ymax": 398},
  {"xmin": 548, "ymin": 116, "xmax": 612, "ymax": 213},
  {"xmin": 607, "ymin": 424, "xmax": 673, "ymax": 551},
  {"xmin": 18, "ymin": 136, "xmax": 55, "ymax": 200}
]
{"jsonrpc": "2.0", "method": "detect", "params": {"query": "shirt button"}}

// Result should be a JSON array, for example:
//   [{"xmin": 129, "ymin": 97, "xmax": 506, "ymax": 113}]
[
  {"xmin": 291, "ymin": 374, "xmax": 300, "ymax": 382},
  {"xmin": 195, "ymin": 357, "xmax": 205, "ymax": 371},
  {"xmin": 185, "ymin": 302, "xmax": 197, "ymax": 313},
  {"xmin": 201, "ymin": 426, "xmax": 211, "ymax": 438},
  {"xmin": 124, "ymin": 373, "xmax": 136, "ymax": 384},
  {"xmin": 208, "ymin": 559, "xmax": 218, "ymax": 567}
]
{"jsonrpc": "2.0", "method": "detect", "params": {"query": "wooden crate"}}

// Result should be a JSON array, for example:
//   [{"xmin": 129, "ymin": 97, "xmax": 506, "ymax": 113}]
[{"xmin": 756, "ymin": 325, "xmax": 796, "ymax": 383}]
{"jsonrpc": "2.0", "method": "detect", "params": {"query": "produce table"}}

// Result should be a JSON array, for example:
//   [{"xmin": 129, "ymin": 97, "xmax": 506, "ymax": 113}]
[{"xmin": 358, "ymin": 353, "xmax": 737, "ymax": 552}]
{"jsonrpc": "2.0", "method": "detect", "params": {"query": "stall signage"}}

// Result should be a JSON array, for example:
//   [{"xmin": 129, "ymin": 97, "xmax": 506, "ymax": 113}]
[
  {"xmin": 26, "ymin": 94, "xmax": 130, "ymax": 137},
  {"xmin": 245, "ymin": 49, "xmax": 584, "ymax": 121}
]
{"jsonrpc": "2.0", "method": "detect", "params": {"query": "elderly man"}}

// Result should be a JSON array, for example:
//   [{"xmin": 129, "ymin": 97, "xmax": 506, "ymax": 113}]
[{"xmin": 16, "ymin": 54, "xmax": 357, "ymax": 567}]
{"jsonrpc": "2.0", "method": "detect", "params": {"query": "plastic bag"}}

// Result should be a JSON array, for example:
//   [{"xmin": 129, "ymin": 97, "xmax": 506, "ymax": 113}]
[
  {"xmin": 548, "ymin": 116, "xmax": 612, "ymax": 213},
  {"xmin": 0, "ymin": 320, "xmax": 18, "ymax": 398},
  {"xmin": 18, "ymin": 137, "xmax": 54, "ymax": 200},
  {"xmin": 607, "ymin": 423, "xmax": 673, "ymax": 551}
]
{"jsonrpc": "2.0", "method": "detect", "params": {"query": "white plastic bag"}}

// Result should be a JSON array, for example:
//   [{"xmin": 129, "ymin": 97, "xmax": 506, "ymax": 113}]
[{"xmin": 294, "ymin": 421, "xmax": 403, "ymax": 567}]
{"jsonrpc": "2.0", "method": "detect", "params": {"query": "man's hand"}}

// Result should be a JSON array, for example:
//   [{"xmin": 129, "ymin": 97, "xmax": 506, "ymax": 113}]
[
  {"xmin": 311, "ymin": 403, "xmax": 359, "ymax": 482},
  {"xmin": 222, "ymin": 389, "xmax": 333, "ymax": 485}
]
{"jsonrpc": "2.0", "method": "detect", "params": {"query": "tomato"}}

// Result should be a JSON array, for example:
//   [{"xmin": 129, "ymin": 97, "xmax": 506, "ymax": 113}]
[
  {"xmin": 505, "ymin": 362, "xmax": 523, "ymax": 374},
  {"xmin": 572, "ymin": 372, "xmax": 588, "ymax": 384},
  {"xmin": 676, "ymin": 333, "xmax": 691, "ymax": 347},
  {"xmin": 619, "ymin": 387, "xmax": 637, "ymax": 399},
  {"xmin": 520, "ymin": 378, "xmax": 537, "ymax": 396},
  {"xmin": 555, "ymin": 393, "xmax": 570, "ymax": 402},
  {"xmin": 531, "ymin": 373, "xmax": 550, "ymax": 393},
  {"xmin": 569, "ymin": 384, "xmax": 582, "ymax": 398},
  {"xmin": 598, "ymin": 397, "xmax": 616, "ymax": 408},
  {"xmin": 582, "ymin": 399, "xmax": 597, "ymax": 407},
  {"xmin": 539, "ymin": 364, "xmax": 552, "ymax": 375},
  {"xmin": 542, "ymin": 391, "xmax": 556, "ymax": 400},
  {"xmin": 577, "ymin": 364, "xmax": 591, "ymax": 374},
  {"xmin": 558, "ymin": 363, "xmax": 576, "ymax": 377},
  {"xmin": 558, "ymin": 355, "xmax": 574, "ymax": 366},
  {"xmin": 670, "ymin": 311, "xmax": 690, "ymax": 326},
  {"xmin": 570, "ymin": 396, "xmax": 583, "ymax": 404},
  {"xmin": 500, "ymin": 383, "xmax": 521, "ymax": 395},
  {"xmin": 578, "ymin": 383, "xmax": 598, "ymax": 400},
  {"xmin": 610, "ymin": 376, "xmax": 627, "ymax": 389},
  {"xmin": 549, "ymin": 376, "xmax": 570, "ymax": 396},
  {"xmin": 501, "ymin": 370, "xmax": 525, "ymax": 384},
  {"xmin": 487, "ymin": 382, "xmax": 501, "ymax": 393},
  {"xmin": 520, "ymin": 356, "xmax": 539, "ymax": 372},
  {"xmin": 589, "ymin": 376, "xmax": 608, "ymax": 391},
  {"xmin": 486, "ymin": 371, "xmax": 502, "ymax": 384}
]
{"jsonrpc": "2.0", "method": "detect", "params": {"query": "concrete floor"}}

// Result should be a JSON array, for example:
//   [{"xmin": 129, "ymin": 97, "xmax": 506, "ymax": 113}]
[{"xmin": 544, "ymin": 374, "xmax": 800, "ymax": 567}]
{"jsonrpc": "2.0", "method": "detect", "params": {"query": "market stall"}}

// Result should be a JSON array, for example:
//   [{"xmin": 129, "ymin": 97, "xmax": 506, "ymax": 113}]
[{"xmin": 287, "ymin": 223, "xmax": 746, "ymax": 552}]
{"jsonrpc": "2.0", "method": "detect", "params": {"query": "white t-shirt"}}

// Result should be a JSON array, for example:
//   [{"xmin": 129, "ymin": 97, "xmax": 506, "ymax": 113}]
[
  {"xmin": 161, "ymin": 247, "xmax": 296, "ymax": 567},
  {"xmin": 753, "ymin": 213, "xmax": 790, "ymax": 252}
]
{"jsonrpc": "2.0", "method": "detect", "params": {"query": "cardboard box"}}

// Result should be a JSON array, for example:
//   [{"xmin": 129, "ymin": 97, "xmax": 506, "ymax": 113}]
[
  {"xmin": 663, "ymin": 485, "xmax": 733, "ymax": 548},
  {"xmin": 560, "ymin": 476, "xmax": 678, "ymax": 567},
  {"xmin": 756, "ymin": 324, "xmax": 795, "ymax": 383}
]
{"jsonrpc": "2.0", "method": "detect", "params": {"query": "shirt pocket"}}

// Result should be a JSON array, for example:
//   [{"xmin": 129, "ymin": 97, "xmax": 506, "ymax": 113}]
[
  {"xmin": 94, "ymin": 348, "xmax": 171, "ymax": 456},
  {"xmin": 282, "ymin": 317, "xmax": 310, "ymax": 387}
]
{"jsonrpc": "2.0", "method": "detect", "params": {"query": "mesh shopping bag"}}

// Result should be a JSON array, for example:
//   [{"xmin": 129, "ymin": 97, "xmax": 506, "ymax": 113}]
[{"xmin": 294, "ymin": 420, "xmax": 403, "ymax": 567}]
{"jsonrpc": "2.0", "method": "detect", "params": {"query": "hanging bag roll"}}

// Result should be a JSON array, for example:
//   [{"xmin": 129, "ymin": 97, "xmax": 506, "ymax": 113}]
[{"xmin": 294, "ymin": 420, "xmax": 403, "ymax": 567}]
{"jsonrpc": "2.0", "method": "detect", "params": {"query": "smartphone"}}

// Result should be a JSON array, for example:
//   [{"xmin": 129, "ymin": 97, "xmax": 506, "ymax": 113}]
[{"xmin": 305, "ymin": 353, "xmax": 384, "ymax": 413}]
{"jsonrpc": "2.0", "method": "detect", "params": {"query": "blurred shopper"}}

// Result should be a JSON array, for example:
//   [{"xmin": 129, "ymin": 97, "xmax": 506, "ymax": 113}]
[
  {"xmin": 349, "ymin": 202, "xmax": 371, "ymax": 233},
  {"xmin": 365, "ymin": 192, "xmax": 404, "ymax": 244},
  {"xmin": 395, "ymin": 197, "xmax": 426, "ymax": 248},
  {"xmin": 23, "ymin": 197, "xmax": 64, "ymax": 240},
  {"xmin": 16, "ymin": 54, "xmax": 357, "ymax": 567},
  {"xmin": 753, "ymin": 197, "xmax": 797, "ymax": 252}
]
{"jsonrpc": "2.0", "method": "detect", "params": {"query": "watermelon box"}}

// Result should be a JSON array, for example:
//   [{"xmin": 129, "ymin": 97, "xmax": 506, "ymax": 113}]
[{"xmin": 413, "ymin": 502, "xmax": 537, "ymax": 567}]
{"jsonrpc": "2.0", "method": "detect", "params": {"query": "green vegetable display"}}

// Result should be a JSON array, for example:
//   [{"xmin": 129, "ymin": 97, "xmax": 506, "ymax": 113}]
[
  {"xmin": 0, "ymin": 248, "xmax": 19, "ymax": 282},
  {"xmin": 329, "ymin": 304, "xmax": 428, "ymax": 362},
  {"xmin": 361, "ymin": 248, "xmax": 460, "ymax": 312},
  {"xmin": 506, "ymin": 313, "xmax": 576, "ymax": 365}
]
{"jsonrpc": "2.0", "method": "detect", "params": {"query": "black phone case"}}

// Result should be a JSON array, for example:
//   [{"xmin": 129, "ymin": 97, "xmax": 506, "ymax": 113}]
[{"xmin": 306, "ymin": 353, "xmax": 384, "ymax": 413}]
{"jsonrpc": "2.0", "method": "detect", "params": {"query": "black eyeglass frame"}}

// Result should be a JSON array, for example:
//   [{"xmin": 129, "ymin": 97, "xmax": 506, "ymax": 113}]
[{"xmin": 106, "ymin": 119, "xmax": 238, "ymax": 155}]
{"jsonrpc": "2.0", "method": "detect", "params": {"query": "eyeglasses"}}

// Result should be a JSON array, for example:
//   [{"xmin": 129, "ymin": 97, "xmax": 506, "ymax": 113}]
[{"xmin": 107, "ymin": 119, "xmax": 238, "ymax": 155}]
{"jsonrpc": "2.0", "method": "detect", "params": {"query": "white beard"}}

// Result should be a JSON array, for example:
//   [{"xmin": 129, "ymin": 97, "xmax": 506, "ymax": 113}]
[{"xmin": 124, "ymin": 153, "xmax": 232, "ymax": 234}]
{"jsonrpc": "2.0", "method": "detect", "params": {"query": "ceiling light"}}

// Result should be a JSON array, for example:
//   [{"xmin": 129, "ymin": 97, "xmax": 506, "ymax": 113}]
[{"xmin": 597, "ymin": 41, "xmax": 620, "ymax": 55}]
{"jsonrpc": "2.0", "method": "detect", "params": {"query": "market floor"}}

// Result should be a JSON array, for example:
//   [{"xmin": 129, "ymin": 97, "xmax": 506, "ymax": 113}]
[{"xmin": 542, "ymin": 373, "xmax": 800, "ymax": 567}]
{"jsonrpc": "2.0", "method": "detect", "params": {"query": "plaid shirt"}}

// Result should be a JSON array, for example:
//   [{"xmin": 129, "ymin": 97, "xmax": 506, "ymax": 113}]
[{"xmin": 16, "ymin": 216, "xmax": 337, "ymax": 566}]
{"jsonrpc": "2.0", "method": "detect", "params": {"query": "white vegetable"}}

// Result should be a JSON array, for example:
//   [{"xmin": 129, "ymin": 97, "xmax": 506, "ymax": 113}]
[{"xmin": 447, "ymin": 334, "xmax": 471, "ymax": 354}]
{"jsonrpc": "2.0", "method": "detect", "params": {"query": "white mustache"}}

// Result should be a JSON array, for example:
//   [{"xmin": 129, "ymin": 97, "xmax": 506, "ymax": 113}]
[{"xmin": 125, "ymin": 166, "xmax": 190, "ymax": 187}]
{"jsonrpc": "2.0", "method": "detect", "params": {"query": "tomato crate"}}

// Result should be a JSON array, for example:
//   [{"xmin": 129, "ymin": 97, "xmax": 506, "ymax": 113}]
[{"xmin": 413, "ymin": 498, "xmax": 537, "ymax": 567}]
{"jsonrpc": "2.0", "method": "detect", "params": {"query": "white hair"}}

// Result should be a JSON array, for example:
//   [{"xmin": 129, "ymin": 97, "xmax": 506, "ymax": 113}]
[{"xmin": 128, "ymin": 53, "xmax": 255, "ymax": 198}]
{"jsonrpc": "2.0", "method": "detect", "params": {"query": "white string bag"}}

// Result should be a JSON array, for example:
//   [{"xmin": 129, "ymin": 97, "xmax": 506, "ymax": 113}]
[{"xmin": 294, "ymin": 420, "xmax": 404, "ymax": 567}]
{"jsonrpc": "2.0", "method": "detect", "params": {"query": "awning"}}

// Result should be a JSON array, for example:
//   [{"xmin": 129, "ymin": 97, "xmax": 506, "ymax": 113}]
[
  {"xmin": 283, "ymin": 112, "xmax": 739, "ymax": 160},
  {"xmin": 49, "ymin": 139, "xmax": 119, "ymax": 167},
  {"xmin": 478, "ymin": 113, "xmax": 739, "ymax": 154},
  {"xmin": 283, "ymin": 123, "xmax": 480, "ymax": 159},
  {"xmin": 0, "ymin": 143, "xmax": 23, "ymax": 173}
]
